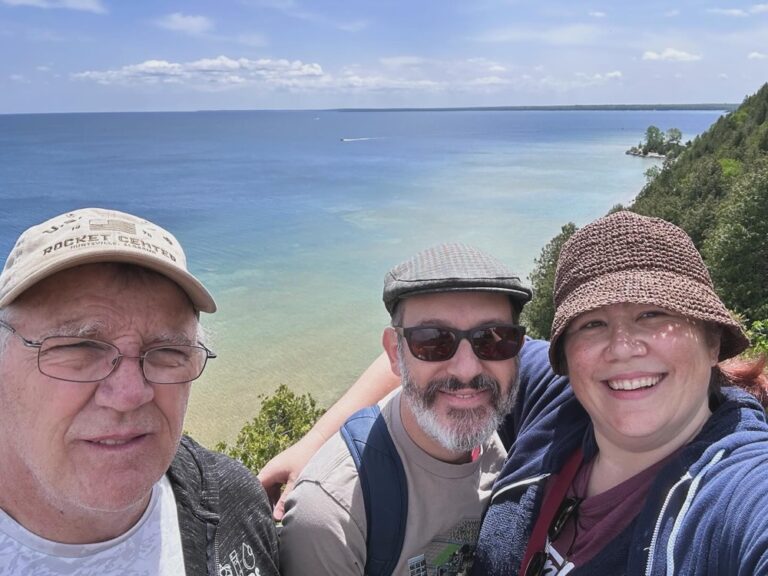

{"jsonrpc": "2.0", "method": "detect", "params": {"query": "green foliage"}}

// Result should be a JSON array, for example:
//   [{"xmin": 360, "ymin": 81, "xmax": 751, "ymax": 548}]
[
  {"xmin": 607, "ymin": 203, "xmax": 626, "ymax": 214},
  {"xmin": 746, "ymin": 320, "xmax": 768, "ymax": 356},
  {"xmin": 628, "ymin": 125, "xmax": 685, "ymax": 158},
  {"xmin": 703, "ymin": 160, "xmax": 768, "ymax": 321},
  {"xmin": 215, "ymin": 384, "xmax": 325, "ymax": 474},
  {"xmin": 521, "ymin": 222, "xmax": 578, "ymax": 339},
  {"xmin": 644, "ymin": 125, "xmax": 665, "ymax": 153},
  {"xmin": 644, "ymin": 165, "xmax": 662, "ymax": 183},
  {"xmin": 533, "ymin": 83, "xmax": 768, "ymax": 338},
  {"xmin": 718, "ymin": 158, "xmax": 743, "ymax": 179},
  {"xmin": 630, "ymin": 83, "xmax": 768, "ymax": 320},
  {"xmin": 665, "ymin": 127, "xmax": 682, "ymax": 146}
]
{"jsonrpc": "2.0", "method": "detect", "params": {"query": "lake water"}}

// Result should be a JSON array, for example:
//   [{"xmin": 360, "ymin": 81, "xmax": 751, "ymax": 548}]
[{"xmin": 0, "ymin": 109, "xmax": 723, "ymax": 445}]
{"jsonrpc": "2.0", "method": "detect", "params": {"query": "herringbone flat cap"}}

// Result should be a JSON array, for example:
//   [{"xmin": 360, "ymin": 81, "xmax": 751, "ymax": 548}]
[{"xmin": 383, "ymin": 243, "xmax": 532, "ymax": 315}]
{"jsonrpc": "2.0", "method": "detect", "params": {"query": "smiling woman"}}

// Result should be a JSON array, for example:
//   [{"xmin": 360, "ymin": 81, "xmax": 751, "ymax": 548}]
[{"xmin": 476, "ymin": 210, "xmax": 768, "ymax": 576}]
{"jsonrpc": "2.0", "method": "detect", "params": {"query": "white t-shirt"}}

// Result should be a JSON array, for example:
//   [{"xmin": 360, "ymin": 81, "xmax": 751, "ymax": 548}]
[{"xmin": 0, "ymin": 475, "xmax": 185, "ymax": 575}]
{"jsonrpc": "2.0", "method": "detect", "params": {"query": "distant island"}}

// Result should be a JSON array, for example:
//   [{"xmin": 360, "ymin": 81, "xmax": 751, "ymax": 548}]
[
  {"xmin": 626, "ymin": 125, "xmax": 685, "ymax": 159},
  {"xmin": 336, "ymin": 104, "xmax": 737, "ymax": 113}
]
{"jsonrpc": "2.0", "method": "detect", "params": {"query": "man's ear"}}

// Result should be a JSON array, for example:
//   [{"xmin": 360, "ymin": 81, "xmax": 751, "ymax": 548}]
[{"xmin": 382, "ymin": 327, "xmax": 402, "ymax": 377}]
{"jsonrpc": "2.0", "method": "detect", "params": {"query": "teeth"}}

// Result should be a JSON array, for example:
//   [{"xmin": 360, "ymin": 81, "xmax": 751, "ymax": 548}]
[
  {"xmin": 96, "ymin": 439, "xmax": 129, "ymax": 446},
  {"xmin": 607, "ymin": 376, "xmax": 662, "ymax": 391}
]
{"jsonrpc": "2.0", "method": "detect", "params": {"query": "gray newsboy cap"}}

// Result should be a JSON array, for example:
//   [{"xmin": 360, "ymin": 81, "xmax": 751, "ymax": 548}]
[{"xmin": 383, "ymin": 243, "xmax": 532, "ymax": 316}]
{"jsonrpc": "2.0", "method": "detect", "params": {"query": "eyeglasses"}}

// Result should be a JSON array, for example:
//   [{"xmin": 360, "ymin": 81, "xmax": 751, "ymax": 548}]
[
  {"xmin": 0, "ymin": 320, "xmax": 216, "ymax": 384},
  {"xmin": 524, "ymin": 496, "xmax": 583, "ymax": 576},
  {"xmin": 394, "ymin": 324, "xmax": 525, "ymax": 362}
]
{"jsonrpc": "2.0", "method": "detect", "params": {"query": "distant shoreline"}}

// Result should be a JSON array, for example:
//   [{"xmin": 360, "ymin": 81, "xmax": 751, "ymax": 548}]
[
  {"xmin": 335, "ymin": 104, "xmax": 738, "ymax": 113},
  {"xmin": 1, "ymin": 104, "xmax": 738, "ymax": 117}
]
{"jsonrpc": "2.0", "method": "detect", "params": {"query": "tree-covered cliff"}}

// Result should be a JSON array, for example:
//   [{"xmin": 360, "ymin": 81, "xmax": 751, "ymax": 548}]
[{"xmin": 524, "ymin": 82, "xmax": 768, "ymax": 341}]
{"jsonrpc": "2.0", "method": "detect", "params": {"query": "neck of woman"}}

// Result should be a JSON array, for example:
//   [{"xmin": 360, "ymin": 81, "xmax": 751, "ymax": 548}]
[{"xmin": 587, "ymin": 415, "xmax": 711, "ymax": 497}]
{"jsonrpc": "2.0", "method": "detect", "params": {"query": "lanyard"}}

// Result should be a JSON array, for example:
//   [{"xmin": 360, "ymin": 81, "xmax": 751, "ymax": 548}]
[{"xmin": 520, "ymin": 447, "xmax": 584, "ymax": 574}]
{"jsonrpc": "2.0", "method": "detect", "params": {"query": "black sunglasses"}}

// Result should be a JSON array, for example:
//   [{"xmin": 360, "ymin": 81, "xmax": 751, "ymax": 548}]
[
  {"xmin": 525, "ymin": 496, "xmax": 583, "ymax": 576},
  {"xmin": 394, "ymin": 324, "xmax": 526, "ymax": 362}
]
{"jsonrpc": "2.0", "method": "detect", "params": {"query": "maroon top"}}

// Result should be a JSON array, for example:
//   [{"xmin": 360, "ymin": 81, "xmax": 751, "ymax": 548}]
[{"xmin": 543, "ymin": 451, "xmax": 676, "ymax": 572}]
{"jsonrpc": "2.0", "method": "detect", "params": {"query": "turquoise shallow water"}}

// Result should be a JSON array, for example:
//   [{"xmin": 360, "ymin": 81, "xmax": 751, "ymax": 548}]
[{"xmin": 0, "ymin": 109, "xmax": 723, "ymax": 445}]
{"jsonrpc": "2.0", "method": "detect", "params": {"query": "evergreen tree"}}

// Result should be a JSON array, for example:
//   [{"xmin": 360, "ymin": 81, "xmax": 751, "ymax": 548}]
[
  {"xmin": 521, "ymin": 223, "xmax": 577, "ymax": 339},
  {"xmin": 216, "ymin": 384, "xmax": 325, "ymax": 474},
  {"xmin": 703, "ymin": 160, "xmax": 768, "ymax": 321}
]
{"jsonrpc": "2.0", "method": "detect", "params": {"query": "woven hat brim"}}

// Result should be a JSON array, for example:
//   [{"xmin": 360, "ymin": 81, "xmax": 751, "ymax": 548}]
[{"xmin": 549, "ymin": 269, "xmax": 749, "ymax": 374}]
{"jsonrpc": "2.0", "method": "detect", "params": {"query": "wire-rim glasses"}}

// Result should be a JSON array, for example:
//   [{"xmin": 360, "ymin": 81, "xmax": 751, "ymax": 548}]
[{"xmin": 0, "ymin": 319, "xmax": 216, "ymax": 384}]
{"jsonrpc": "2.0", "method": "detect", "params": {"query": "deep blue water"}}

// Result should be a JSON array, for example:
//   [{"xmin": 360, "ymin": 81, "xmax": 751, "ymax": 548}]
[{"xmin": 0, "ymin": 109, "xmax": 723, "ymax": 443}]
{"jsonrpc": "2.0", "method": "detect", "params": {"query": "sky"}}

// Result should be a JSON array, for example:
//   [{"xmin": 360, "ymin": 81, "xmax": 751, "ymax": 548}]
[{"xmin": 2, "ymin": 0, "xmax": 768, "ymax": 113}]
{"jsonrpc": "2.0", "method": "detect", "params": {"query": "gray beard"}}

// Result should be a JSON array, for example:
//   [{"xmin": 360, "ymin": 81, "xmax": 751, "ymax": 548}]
[{"xmin": 398, "ymin": 340, "xmax": 518, "ymax": 454}]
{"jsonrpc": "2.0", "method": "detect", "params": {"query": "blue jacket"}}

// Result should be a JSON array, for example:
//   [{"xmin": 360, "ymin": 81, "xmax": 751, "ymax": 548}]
[{"xmin": 473, "ymin": 338, "xmax": 768, "ymax": 575}]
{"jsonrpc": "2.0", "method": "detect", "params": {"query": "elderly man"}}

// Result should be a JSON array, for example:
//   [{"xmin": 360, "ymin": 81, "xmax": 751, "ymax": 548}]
[
  {"xmin": 279, "ymin": 244, "xmax": 532, "ymax": 575},
  {"xmin": 0, "ymin": 208, "xmax": 279, "ymax": 575}
]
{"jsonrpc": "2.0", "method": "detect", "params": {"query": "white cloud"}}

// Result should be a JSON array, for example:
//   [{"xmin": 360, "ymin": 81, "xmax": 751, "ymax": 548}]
[
  {"xmin": 467, "ymin": 58, "xmax": 506, "ymax": 73},
  {"xmin": 642, "ymin": 48, "xmax": 702, "ymax": 62},
  {"xmin": 1, "ymin": 0, "xmax": 105, "ymax": 12},
  {"xmin": 748, "ymin": 51, "xmax": 768, "ymax": 59},
  {"xmin": 706, "ymin": 8, "xmax": 748, "ymax": 17},
  {"xmin": 73, "ymin": 56, "xmax": 327, "ymax": 90},
  {"xmin": 9, "ymin": 73, "xmax": 31, "ymax": 83},
  {"xmin": 155, "ymin": 13, "xmax": 214, "ymax": 35},
  {"xmin": 36, "ymin": 65, "xmax": 51, "ymax": 72},
  {"xmin": 70, "ymin": 53, "xmax": 625, "ymax": 100},
  {"xmin": 664, "ymin": 9, "xmax": 680, "ymax": 17},
  {"xmin": 475, "ymin": 24, "xmax": 603, "ymax": 46},
  {"xmin": 751, "ymin": 3, "xmax": 768, "ymax": 13},
  {"xmin": 513, "ymin": 69, "xmax": 622, "ymax": 93},
  {"xmin": 588, "ymin": 11, "xmax": 606, "ymax": 18},
  {"xmin": 574, "ymin": 70, "xmax": 622, "ymax": 82},
  {"xmin": 337, "ymin": 68, "xmax": 441, "ymax": 92},
  {"xmin": 719, "ymin": 73, "xmax": 729, "ymax": 78}
]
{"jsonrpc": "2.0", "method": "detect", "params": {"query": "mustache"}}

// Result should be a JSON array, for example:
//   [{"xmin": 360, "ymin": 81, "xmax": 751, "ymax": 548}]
[{"xmin": 423, "ymin": 373, "xmax": 501, "ymax": 405}]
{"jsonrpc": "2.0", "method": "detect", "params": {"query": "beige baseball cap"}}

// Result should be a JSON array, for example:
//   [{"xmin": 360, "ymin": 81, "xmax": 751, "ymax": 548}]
[{"xmin": 0, "ymin": 207, "xmax": 216, "ymax": 313}]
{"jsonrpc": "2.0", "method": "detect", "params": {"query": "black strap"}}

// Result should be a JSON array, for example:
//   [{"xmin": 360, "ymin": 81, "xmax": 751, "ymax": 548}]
[{"xmin": 340, "ymin": 405, "xmax": 408, "ymax": 576}]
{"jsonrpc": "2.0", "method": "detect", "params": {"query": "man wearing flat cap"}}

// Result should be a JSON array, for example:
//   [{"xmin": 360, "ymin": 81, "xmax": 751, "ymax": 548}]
[
  {"xmin": 279, "ymin": 243, "xmax": 531, "ymax": 575},
  {"xmin": 0, "ymin": 208, "xmax": 278, "ymax": 575}
]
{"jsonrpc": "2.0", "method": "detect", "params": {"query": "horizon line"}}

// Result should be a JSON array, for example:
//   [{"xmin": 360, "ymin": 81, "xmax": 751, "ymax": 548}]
[{"xmin": 0, "ymin": 103, "xmax": 739, "ymax": 117}]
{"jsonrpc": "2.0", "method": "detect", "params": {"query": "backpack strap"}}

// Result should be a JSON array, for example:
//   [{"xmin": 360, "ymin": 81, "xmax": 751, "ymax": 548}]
[{"xmin": 340, "ymin": 405, "xmax": 408, "ymax": 576}]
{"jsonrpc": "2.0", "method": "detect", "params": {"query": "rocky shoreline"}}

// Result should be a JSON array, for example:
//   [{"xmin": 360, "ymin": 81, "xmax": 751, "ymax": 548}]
[{"xmin": 625, "ymin": 147, "xmax": 665, "ymax": 158}]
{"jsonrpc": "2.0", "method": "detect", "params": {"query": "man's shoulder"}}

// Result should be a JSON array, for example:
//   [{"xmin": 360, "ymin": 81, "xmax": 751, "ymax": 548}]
[
  {"xmin": 298, "ymin": 394, "xmax": 401, "ymax": 488},
  {"xmin": 297, "ymin": 427, "xmax": 363, "ymax": 490},
  {"xmin": 172, "ymin": 435, "xmax": 247, "ymax": 475},
  {"xmin": 170, "ymin": 436, "xmax": 280, "ymax": 576},
  {"xmin": 169, "ymin": 435, "xmax": 268, "ymax": 502},
  {"xmin": 284, "ymin": 409, "xmax": 383, "ymax": 530}
]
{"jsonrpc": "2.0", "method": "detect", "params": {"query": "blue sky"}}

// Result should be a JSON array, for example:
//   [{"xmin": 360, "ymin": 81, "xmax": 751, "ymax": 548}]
[{"xmin": 2, "ymin": 0, "xmax": 768, "ymax": 113}]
